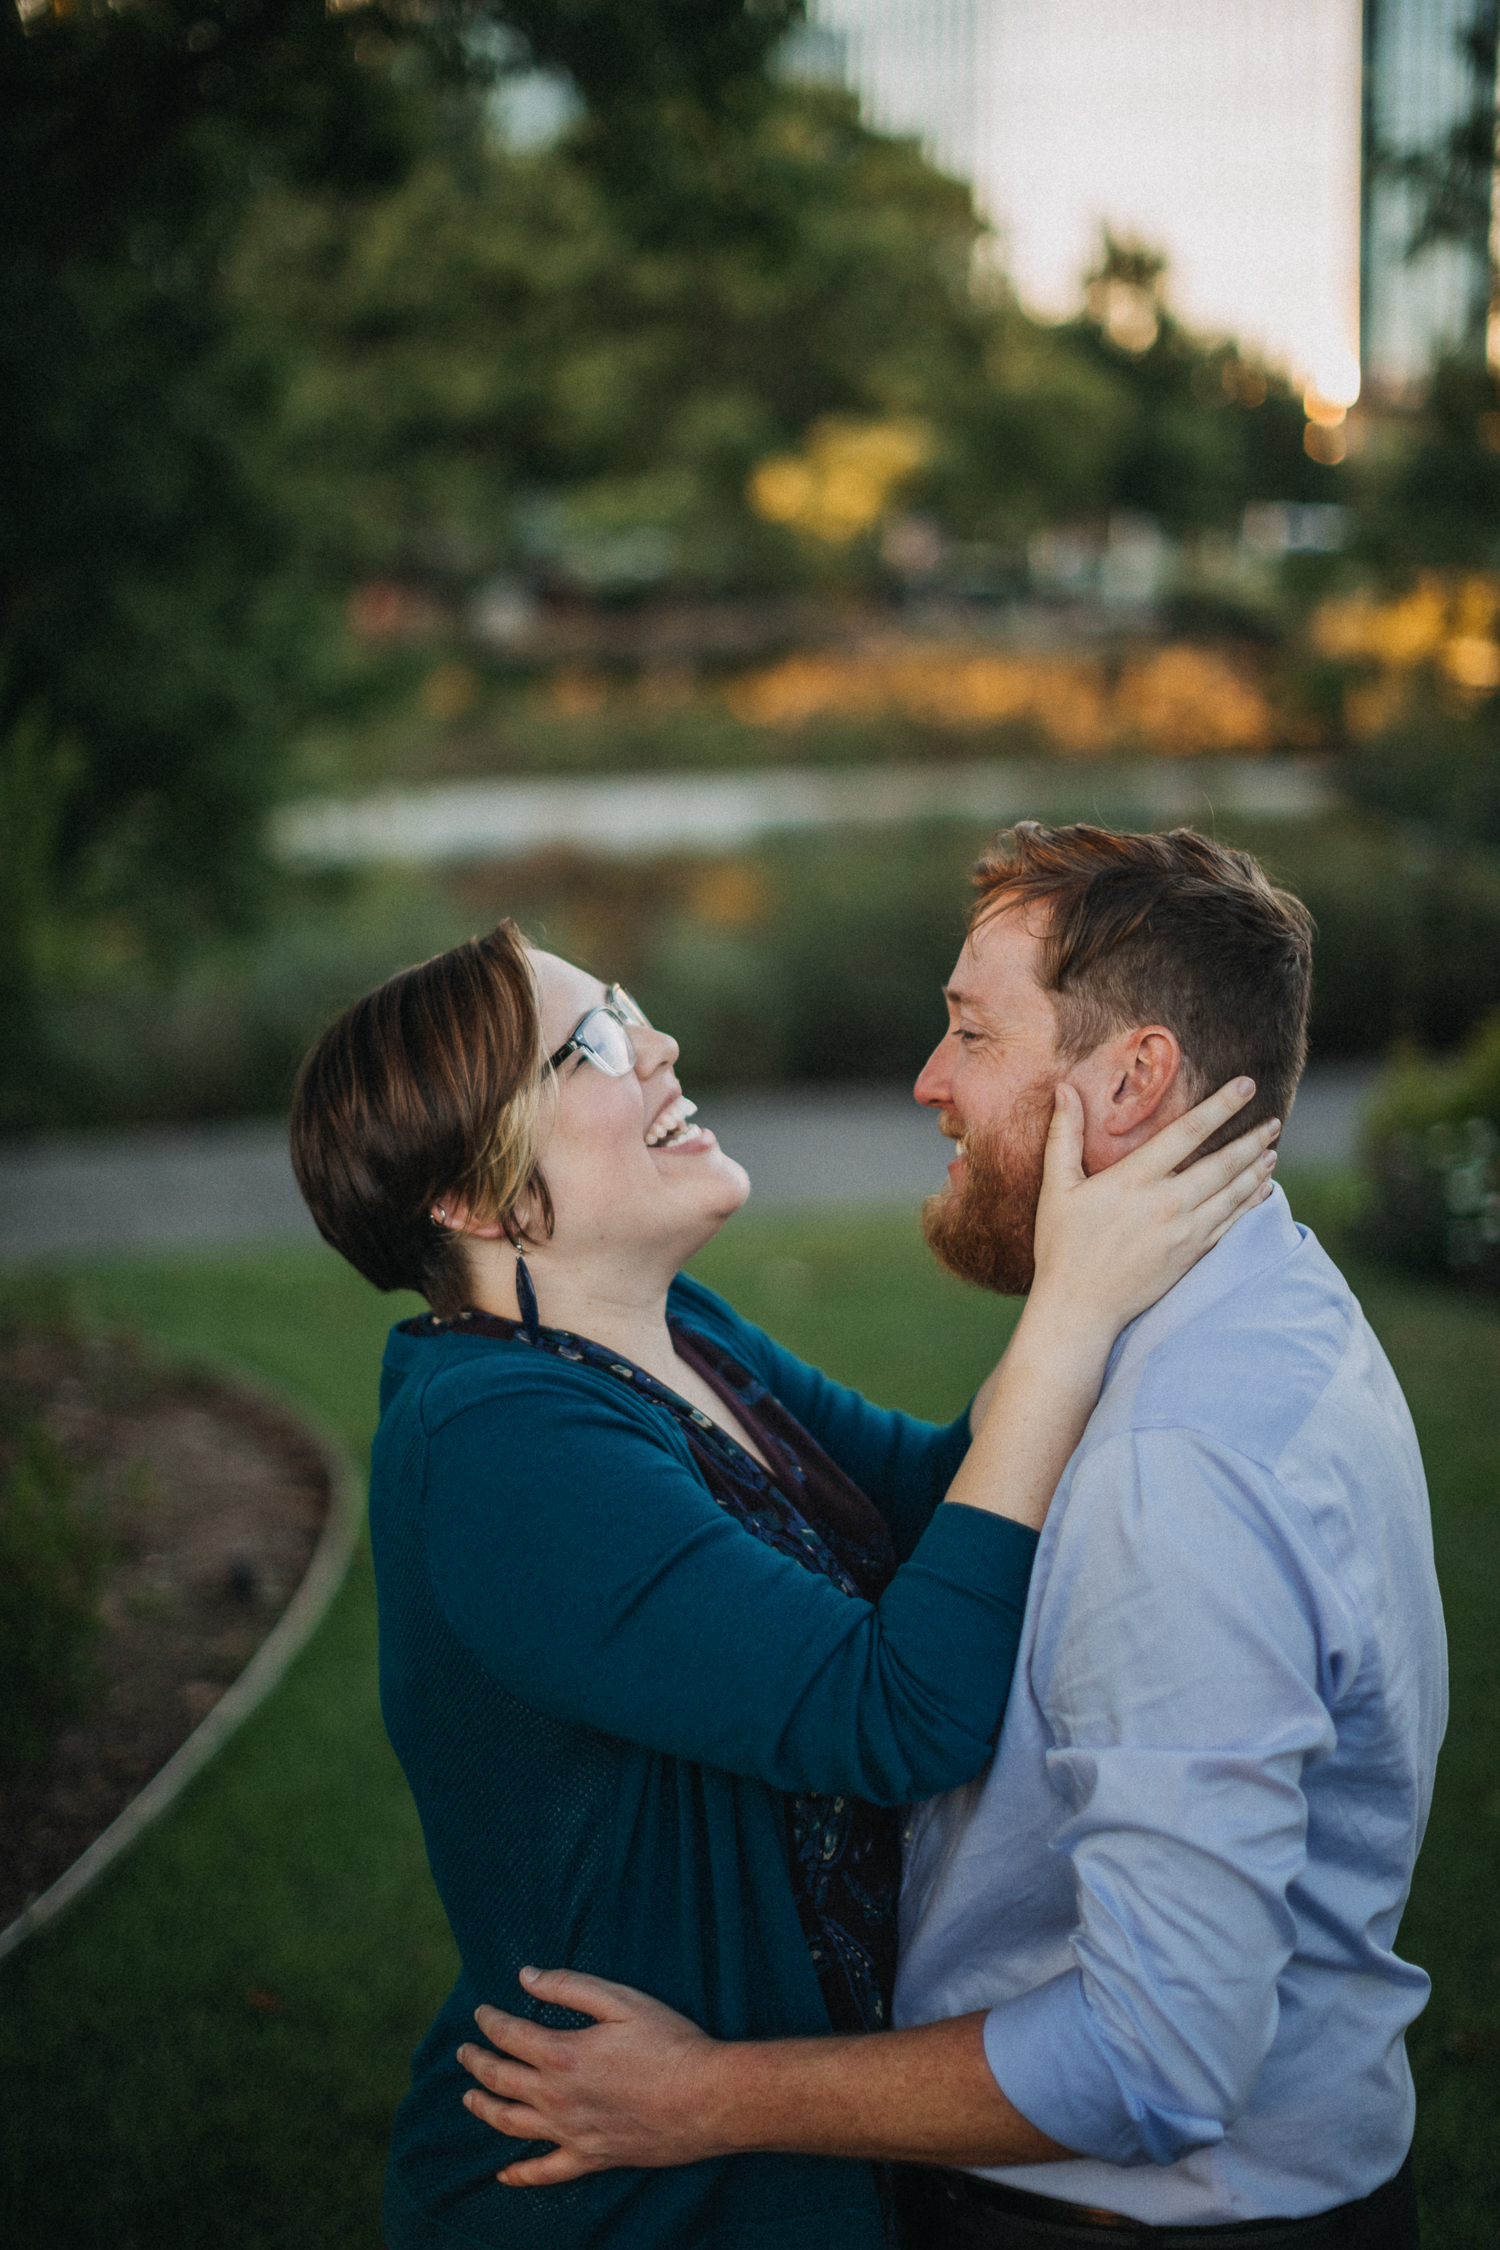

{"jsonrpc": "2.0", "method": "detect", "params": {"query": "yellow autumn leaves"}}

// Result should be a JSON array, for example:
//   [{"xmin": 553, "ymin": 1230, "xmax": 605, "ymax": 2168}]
[
  {"xmin": 748, "ymin": 418, "xmax": 932, "ymax": 544},
  {"xmin": 1312, "ymin": 573, "xmax": 1500, "ymax": 735},
  {"xmin": 725, "ymin": 643, "xmax": 1272, "ymax": 756}
]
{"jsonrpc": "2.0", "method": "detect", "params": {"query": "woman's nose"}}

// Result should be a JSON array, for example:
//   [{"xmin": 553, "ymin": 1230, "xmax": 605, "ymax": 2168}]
[{"xmin": 637, "ymin": 1024, "xmax": 679, "ymax": 1074}]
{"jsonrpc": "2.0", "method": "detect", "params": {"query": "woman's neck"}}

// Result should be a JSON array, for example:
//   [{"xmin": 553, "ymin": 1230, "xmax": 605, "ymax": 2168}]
[{"xmin": 467, "ymin": 1242, "xmax": 683, "ymax": 1389}]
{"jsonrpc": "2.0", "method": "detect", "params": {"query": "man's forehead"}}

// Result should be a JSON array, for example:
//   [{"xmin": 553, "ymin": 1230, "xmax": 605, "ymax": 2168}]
[{"xmin": 948, "ymin": 902, "xmax": 1049, "ymax": 1006}]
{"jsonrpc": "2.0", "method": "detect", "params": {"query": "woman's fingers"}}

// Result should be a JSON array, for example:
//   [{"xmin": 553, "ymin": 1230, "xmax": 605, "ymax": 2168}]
[
  {"xmin": 1138, "ymin": 1075, "xmax": 1259, "ymax": 1177},
  {"xmin": 1196, "ymin": 1152, "xmax": 1277, "ymax": 1242},
  {"xmin": 1041, "ymin": 1080, "xmax": 1086, "ymax": 1185},
  {"xmin": 1178, "ymin": 1119, "xmax": 1282, "ymax": 1212},
  {"xmin": 1196, "ymin": 1150, "xmax": 1279, "ymax": 1244}
]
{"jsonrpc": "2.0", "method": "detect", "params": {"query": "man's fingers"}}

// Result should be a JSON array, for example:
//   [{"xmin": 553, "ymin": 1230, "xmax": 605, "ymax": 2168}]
[
  {"xmin": 463, "ymin": 2085, "xmax": 546, "ymax": 2138},
  {"xmin": 512, "ymin": 1964, "xmax": 647, "ymax": 2021},
  {"xmin": 499, "ymin": 2146, "xmax": 596, "ymax": 2188},
  {"xmin": 468, "ymin": 2008, "xmax": 559, "ymax": 2067},
  {"xmin": 458, "ymin": 2040, "xmax": 546, "ymax": 2100}
]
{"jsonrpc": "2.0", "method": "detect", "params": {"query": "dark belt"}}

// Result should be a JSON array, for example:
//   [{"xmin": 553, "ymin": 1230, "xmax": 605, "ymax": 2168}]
[{"xmin": 892, "ymin": 2153, "xmax": 1418, "ymax": 2250}]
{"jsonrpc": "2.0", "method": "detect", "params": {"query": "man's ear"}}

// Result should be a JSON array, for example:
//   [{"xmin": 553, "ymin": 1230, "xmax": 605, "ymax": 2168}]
[{"xmin": 1092, "ymin": 1024, "xmax": 1185, "ymax": 1139}]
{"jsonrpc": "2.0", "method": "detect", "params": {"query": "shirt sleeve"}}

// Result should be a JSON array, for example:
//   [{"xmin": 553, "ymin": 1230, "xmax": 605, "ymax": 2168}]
[
  {"xmin": 418, "ymin": 1361, "xmax": 1035, "ymax": 1806},
  {"xmin": 669, "ymin": 1276, "xmax": 973, "ymax": 1559},
  {"xmin": 982, "ymin": 1427, "xmax": 1338, "ymax": 2167}
]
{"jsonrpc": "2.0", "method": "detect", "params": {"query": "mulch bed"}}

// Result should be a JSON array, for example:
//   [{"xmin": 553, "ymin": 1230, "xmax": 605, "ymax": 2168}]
[{"xmin": 0, "ymin": 1327, "xmax": 332, "ymax": 1935}]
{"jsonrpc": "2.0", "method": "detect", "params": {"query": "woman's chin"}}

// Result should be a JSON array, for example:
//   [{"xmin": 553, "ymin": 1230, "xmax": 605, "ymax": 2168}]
[{"xmin": 706, "ymin": 1150, "xmax": 752, "ymax": 1214}]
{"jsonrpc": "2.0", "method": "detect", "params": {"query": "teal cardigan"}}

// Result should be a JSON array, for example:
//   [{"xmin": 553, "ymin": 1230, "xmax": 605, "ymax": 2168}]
[{"xmin": 373, "ymin": 1274, "xmax": 1037, "ymax": 2250}]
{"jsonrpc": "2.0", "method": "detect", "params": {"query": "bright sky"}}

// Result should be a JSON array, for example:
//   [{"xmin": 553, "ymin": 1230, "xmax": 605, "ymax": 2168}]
[{"xmin": 818, "ymin": 0, "xmax": 1364, "ymax": 397}]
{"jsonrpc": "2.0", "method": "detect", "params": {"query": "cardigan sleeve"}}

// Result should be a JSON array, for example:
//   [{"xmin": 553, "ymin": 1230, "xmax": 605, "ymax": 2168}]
[
  {"xmin": 416, "ymin": 1358, "xmax": 1034, "ymax": 1807},
  {"xmin": 667, "ymin": 1274, "xmax": 973, "ymax": 1560}
]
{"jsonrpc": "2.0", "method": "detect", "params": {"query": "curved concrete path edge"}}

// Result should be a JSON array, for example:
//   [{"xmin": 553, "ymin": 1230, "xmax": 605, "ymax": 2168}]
[{"xmin": 0, "ymin": 1359, "xmax": 365, "ymax": 1965}]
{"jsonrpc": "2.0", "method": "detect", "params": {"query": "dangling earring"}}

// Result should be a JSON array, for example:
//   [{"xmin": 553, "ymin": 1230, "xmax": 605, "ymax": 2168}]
[{"xmin": 510, "ymin": 1238, "xmax": 541, "ymax": 1345}]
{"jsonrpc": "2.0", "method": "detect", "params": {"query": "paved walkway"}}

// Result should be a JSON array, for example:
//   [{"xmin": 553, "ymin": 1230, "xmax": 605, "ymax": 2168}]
[
  {"xmin": 274, "ymin": 758, "xmax": 1337, "ymax": 868},
  {"xmin": 0, "ymin": 1066, "xmax": 1379, "ymax": 1262}
]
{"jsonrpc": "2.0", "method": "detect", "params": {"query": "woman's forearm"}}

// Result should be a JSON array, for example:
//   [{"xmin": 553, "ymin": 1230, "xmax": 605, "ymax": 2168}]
[{"xmin": 953, "ymin": 1297, "xmax": 1115, "ymax": 1530}]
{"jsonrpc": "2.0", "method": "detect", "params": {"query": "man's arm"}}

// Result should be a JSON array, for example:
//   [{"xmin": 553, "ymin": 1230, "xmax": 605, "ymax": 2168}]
[{"xmin": 457, "ymin": 1972, "xmax": 1073, "ymax": 2188}]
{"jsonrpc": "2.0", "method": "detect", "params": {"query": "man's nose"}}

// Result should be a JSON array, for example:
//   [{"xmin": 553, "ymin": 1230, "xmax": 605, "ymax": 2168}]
[{"xmin": 914, "ymin": 1042, "xmax": 950, "ymax": 1110}]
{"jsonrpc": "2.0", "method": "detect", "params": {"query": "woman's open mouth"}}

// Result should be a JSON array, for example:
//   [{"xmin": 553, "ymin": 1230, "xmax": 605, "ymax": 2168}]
[{"xmin": 646, "ymin": 1094, "xmax": 715, "ymax": 1152}]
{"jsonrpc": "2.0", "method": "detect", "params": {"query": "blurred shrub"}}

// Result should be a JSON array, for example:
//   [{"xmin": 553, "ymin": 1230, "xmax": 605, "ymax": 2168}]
[
  {"xmin": 13, "ymin": 871, "xmax": 475, "ymax": 1130},
  {"xmin": 9, "ymin": 811, "xmax": 1500, "ymax": 1131},
  {"xmin": 0, "ymin": 1412, "xmax": 111, "ymax": 1783},
  {"xmin": 1236, "ymin": 818, "xmax": 1500, "ymax": 1058},
  {"xmin": 1357, "ymin": 1015, "xmax": 1500, "ymax": 1287},
  {"xmin": 1342, "ymin": 684, "xmax": 1500, "ymax": 854}
]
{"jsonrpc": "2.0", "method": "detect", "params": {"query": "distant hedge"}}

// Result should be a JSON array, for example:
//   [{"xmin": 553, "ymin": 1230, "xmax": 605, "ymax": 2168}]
[
  {"xmin": 9, "ymin": 809, "xmax": 1500, "ymax": 1131},
  {"xmin": 1356, "ymin": 1015, "xmax": 1500, "ymax": 1288}
]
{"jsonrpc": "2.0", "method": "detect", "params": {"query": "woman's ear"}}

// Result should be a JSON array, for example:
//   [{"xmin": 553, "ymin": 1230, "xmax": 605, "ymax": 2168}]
[{"xmin": 431, "ymin": 1197, "xmax": 509, "ymax": 1241}]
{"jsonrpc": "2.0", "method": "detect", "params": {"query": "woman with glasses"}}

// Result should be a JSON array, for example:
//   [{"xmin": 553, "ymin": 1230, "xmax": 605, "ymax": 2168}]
[{"xmin": 289, "ymin": 922, "xmax": 1273, "ymax": 2250}]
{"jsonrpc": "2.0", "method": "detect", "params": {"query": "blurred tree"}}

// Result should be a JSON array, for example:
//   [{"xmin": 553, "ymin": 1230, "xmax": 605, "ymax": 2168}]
[
  {"xmin": 1357, "ymin": 359, "xmax": 1500, "ymax": 572},
  {"xmin": 229, "ymin": 81, "xmax": 1136, "ymax": 604},
  {"xmin": 0, "ymin": 0, "xmax": 810, "ymax": 1123},
  {"xmin": 1059, "ymin": 233, "xmax": 1332, "ymax": 536},
  {"xmin": 0, "ymin": 0, "xmax": 436, "ymax": 1120}
]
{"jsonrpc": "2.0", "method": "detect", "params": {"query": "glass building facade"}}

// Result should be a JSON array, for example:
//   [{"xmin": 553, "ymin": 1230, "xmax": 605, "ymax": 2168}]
[
  {"xmin": 1360, "ymin": 0, "xmax": 1496, "ymax": 395},
  {"xmin": 796, "ymin": 1, "xmax": 1498, "ymax": 397}
]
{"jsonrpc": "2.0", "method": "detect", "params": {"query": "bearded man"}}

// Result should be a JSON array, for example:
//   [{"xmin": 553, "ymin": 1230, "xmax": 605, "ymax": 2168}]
[{"xmin": 458, "ymin": 823, "xmax": 1447, "ymax": 2250}]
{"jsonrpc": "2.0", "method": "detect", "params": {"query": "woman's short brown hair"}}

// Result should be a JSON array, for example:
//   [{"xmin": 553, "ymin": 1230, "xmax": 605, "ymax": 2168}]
[{"xmin": 289, "ymin": 921, "xmax": 552, "ymax": 1316}]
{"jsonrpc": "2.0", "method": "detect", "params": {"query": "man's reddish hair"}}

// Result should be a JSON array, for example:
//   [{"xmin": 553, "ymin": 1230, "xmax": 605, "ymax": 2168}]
[{"xmin": 970, "ymin": 823, "xmax": 1314, "ymax": 1142}]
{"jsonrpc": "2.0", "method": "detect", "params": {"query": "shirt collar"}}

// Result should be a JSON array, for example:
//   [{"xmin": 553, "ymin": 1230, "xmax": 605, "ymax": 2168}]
[{"xmin": 1104, "ymin": 1181, "xmax": 1306, "ymax": 1386}]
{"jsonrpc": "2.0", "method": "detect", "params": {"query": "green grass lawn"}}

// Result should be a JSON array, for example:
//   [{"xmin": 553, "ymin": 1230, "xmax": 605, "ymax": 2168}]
[{"xmin": 0, "ymin": 1178, "xmax": 1494, "ymax": 2247}]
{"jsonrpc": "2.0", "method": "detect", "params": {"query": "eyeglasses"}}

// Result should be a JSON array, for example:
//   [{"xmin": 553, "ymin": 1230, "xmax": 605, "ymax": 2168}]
[{"xmin": 547, "ymin": 986, "xmax": 651, "ymax": 1078}]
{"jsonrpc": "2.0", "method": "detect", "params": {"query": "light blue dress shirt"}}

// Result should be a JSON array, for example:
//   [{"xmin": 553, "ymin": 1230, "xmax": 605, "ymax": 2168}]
[{"xmin": 894, "ymin": 1185, "xmax": 1448, "ymax": 2224}]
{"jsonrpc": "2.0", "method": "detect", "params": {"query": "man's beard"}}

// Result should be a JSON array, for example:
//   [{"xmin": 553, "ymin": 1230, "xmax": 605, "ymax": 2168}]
[{"xmin": 921, "ymin": 1081, "xmax": 1054, "ymax": 1296}]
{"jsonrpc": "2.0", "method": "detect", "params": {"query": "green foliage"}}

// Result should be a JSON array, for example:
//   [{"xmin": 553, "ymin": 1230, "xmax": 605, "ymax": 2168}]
[
  {"xmin": 228, "ymin": 81, "xmax": 1130, "ymax": 598},
  {"xmin": 1356, "ymin": 362, "xmax": 1500, "ymax": 572},
  {"xmin": 14, "ymin": 809, "xmax": 1500, "ymax": 1131},
  {"xmin": 1358, "ymin": 1015, "xmax": 1500, "ymax": 1286},
  {"xmin": 0, "ymin": 0, "xmax": 446, "ymax": 1107},
  {"xmin": 1236, "ymin": 817, "xmax": 1500, "ymax": 1059},
  {"xmin": 0, "ymin": 1412, "xmax": 111, "ymax": 1784},
  {"xmin": 1056, "ymin": 236, "xmax": 1324, "ymax": 531},
  {"xmin": 1344, "ymin": 682, "xmax": 1500, "ymax": 853},
  {"xmin": 492, "ymin": 0, "xmax": 803, "ymax": 115}
]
